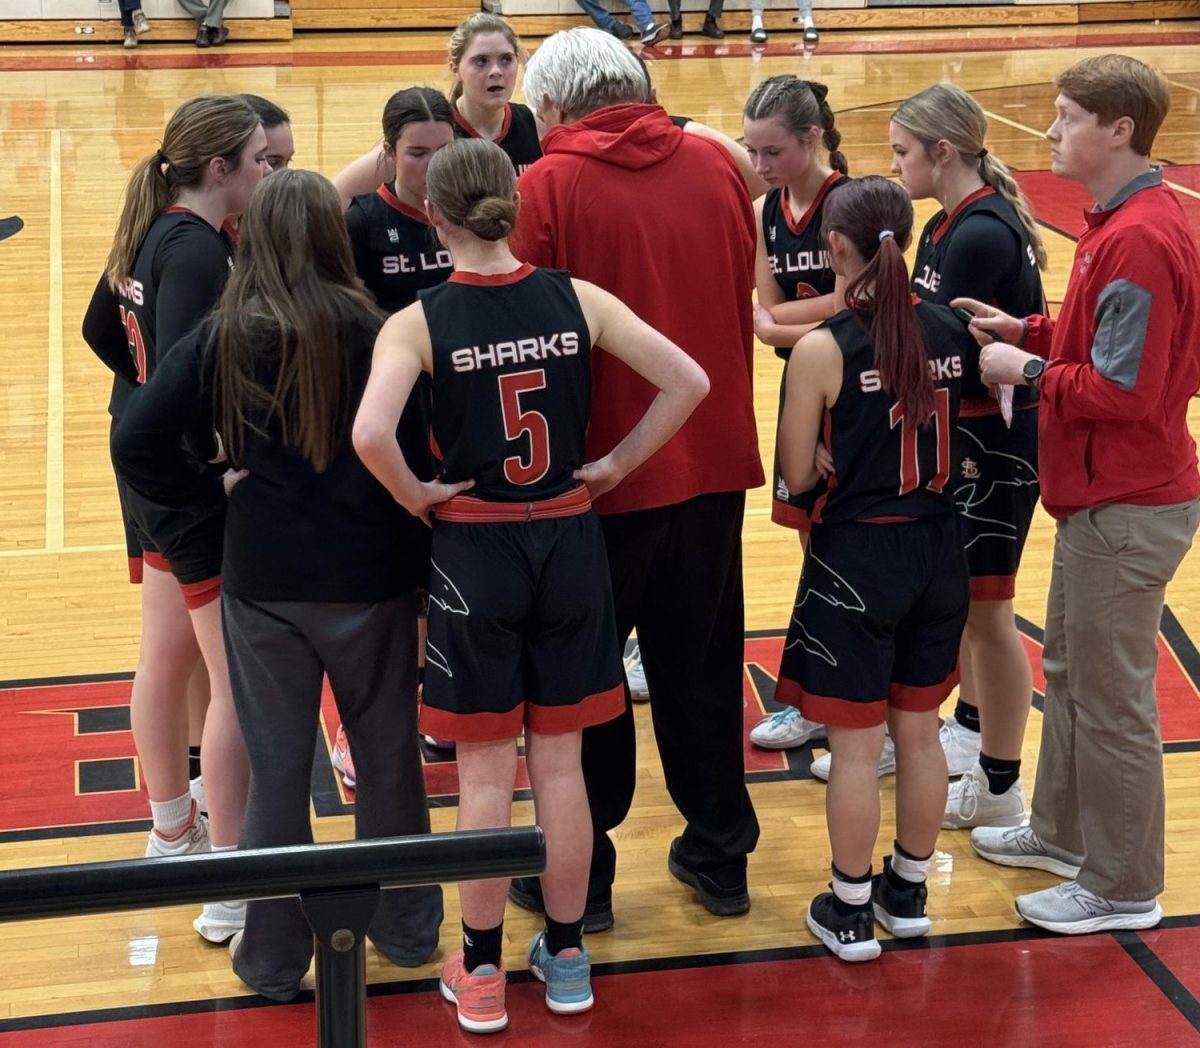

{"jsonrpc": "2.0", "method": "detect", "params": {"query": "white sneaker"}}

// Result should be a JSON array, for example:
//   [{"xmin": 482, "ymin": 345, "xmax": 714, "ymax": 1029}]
[
  {"xmin": 943, "ymin": 765, "xmax": 1025, "ymax": 829},
  {"xmin": 194, "ymin": 900, "xmax": 246, "ymax": 944},
  {"xmin": 750, "ymin": 708, "xmax": 826, "ymax": 750},
  {"xmin": 938, "ymin": 714, "xmax": 981, "ymax": 777},
  {"xmin": 189, "ymin": 775, "xmax": 208, "ymax": 816},
  {"xmin": 626, "ymin": 645, "xmax": 649, "ymax": 702},
  {"xmin": 145, "ymin": 803, "xmax": 209, "ymax": 858},
  {"xmin": 1016, "ymin": 881, "xmax": 1161, "ymax": 935},
  {"xmin": 810, "ymin": 735, "xmax": 896, "ymax": 782},
  {"xmin": 969, "ymin": 824, "xmax": 1083, "ymax": 879}
]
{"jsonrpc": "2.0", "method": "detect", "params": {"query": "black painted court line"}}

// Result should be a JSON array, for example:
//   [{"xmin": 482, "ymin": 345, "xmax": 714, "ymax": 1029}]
[{"xmin": 1113, "ymin": 930, "xmax": 1200, "ymax": 1035}]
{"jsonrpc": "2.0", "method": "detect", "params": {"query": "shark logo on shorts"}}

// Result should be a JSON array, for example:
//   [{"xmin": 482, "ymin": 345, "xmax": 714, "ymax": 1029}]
[
  {"xmin": 426, "ymin": 563, "xmax": 470, "ymax": 678},
  {"xmin": 784, "ymin": 551, "xmax": 866, "ymax": 667},
  {"xmin": 953, "ymin": 427, "xmax": 1038, "ymax": 548}
]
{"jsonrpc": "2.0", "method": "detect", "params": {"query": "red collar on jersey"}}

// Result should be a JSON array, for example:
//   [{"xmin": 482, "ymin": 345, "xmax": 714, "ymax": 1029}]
[
  {"xmin": 376, "ymin": 184, "xmax": 429, "ymax": 224},
  {"xmin": 449, "ymin": 262, "xmax": 535, "ymax": 286},
  {"xmin": 453, "ymin": 102, "xmax": 513, "ymax": 145},
  {"xmin": 931, "ymin": 185, "xmax": 995, "ymax": 244},
  {"xmin": 782, "ymin": 171, "xmax": 844, "ymax": 236}
]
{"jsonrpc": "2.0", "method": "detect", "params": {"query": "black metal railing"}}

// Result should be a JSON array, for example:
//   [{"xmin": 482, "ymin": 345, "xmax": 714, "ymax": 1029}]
[{"xmin": 0, "ymin": 828, "xmax": 545, "ymax": 1046}]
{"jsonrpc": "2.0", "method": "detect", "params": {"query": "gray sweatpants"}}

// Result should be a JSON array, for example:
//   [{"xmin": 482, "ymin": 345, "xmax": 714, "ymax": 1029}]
[
  {"xmin": 223, "ymin": 592, "xmax": 443, "ymax": 1001},
  {"xmin": 176, "ymin": 0, "xmax": 227, "ymax": 28}
]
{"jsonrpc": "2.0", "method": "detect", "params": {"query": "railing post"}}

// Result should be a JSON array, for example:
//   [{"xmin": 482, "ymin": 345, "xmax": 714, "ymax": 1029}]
[{"xmin": 300, "ymin": 885, "xmax": 382, "ymax": 1048}]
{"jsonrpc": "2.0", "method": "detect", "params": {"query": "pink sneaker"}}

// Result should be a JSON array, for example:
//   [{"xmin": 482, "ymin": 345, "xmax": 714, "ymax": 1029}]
[
  {"xmin": 439, "ymin": 950, "xmax": 508, "ymax": 1034},
  {"xmin": 331, "ymin": 724, "xmax": 356, "ymax": 789}
]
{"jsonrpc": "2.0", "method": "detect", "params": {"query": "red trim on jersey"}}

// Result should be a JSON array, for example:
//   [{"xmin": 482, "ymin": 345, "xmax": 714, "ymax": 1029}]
[
  {"xmin": 434, "ymin": 484, "xmax": 592, "ymax": 523},
  {"xmin": 969, "ymin": 574, "xmax": 1016, "ymax": 601},
  {"xmin": 376, "ymin": 184, "xmax": 429, "ymax": 224},
  {"xmin": 221, "ymin": 220, "xmax": 240, "ymax": 244},
  {"xmin": 931, "ymin": 186, "xmax": 995, "ymax": 245},
  {"xmin": 161, "ymin": 205, "xmax": 199, "ymax": 216},
  {"xmin": 453, "ymin": 102, "xmax": 513, "ymax": 145},
  {"xmin": 889, "ymin": 668, "xmax": 959, "ymax": 712},
  {"xmin": 774, "ymin": 676, "xmax": 887, "ymax": 728},
  {"xmin": 771, "ymin": 499, "xmax": 812, "ymax": 533},
  {"xmin": 781, "ymin": 171, "xmax": 844, "ymax": 236},
  {"xmin": 128, "ymin": 556, "xmax": 144, "ymax": 585},
  {"xmin": 449, "ymin": 262, "xmax": 535, "ymax": 286}
]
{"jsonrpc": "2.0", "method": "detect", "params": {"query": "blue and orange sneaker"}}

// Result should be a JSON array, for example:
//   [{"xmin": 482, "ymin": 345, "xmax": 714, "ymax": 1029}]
[
  {"xmin": 439, "ymin": 950, "xmax": 508, "ymax": 1034},
  {"xmin": 528, "ymin": 931, "xmax": 594, "ymax": 1014}
]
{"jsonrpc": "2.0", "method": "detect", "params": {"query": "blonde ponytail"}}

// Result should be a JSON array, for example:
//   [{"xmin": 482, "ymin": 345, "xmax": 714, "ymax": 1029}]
[{"xmin": 979, "ymin": 153, "xmax": 1048, "ymax": 271}]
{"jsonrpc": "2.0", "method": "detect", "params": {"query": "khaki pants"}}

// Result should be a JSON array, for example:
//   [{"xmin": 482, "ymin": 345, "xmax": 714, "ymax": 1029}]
[{"xmin": 1030, "ymin": 499, "xmax": 1199, "ymax": 901}]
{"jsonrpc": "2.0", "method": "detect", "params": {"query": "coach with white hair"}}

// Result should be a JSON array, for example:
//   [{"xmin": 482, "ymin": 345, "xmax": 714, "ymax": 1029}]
[{"xmin": 507, "ymin": 27, "xmax": 763, "ymax": 928}]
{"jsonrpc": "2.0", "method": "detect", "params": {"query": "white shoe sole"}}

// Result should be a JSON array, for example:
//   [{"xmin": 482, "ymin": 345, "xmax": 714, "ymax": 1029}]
[
  {"xmin": 750, "ymin": 726, "xmax": 826, "ymax": 750},
  {"xmin": 530, "ymin": 964, "xmax": 595, "ymax": 1014},
  {"xmin": 942, "ymin": 805, "xmax": 1025, "ymax": 831},
  {"xmin": 806, "ymin": 907, "xmax": 881, "ymax": 963},
  {"xmin": 969, "ymin": 840, "xmax": 1081, "ymax": 879},
  {"xmin": 194, "ymin": 916, "xmax": 243, "ymax": 944},
  {"xmin": 330, "ymin": 749, "xmax": 356, "ymax": 789},
  {"xmin": 440, "ymin": 980, "xmax": 509, "ymax": 1033},
  {"xmin": 873, "ymin": 904, "xmax": 931, "ymax": 938},
  {"xmin": 1016, "ymin": 900, "xmax": 1162, "ymax": 935}
]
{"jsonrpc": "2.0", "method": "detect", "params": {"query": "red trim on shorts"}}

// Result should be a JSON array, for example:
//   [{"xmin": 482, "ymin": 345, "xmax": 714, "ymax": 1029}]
[
  {"xmin": 128, "ymin": 556, "xmax": 144, "ymax": 585},
  {"xmin": 419, "ymin": 705, "xmax": 525, "ymax": 743},
  {"xmin": 770, "ymin": 499, "xmax": 812, "ymax": 532},
  {"xmin": 860, "ymin": 515, "xmax": 915, "ymax": 524},
  {"xmin": 781, "ymin": 172, "xmax": 844, "ymax": 236},
  {"xmin": 889, "ymin": 667, "xmax": 960, "ymax": 713},
  {"xmin": 434, "ymin": 484, "xmax": 591, "ymax": 523},
  {"xmin": 526, "ymin": 682, "xmax": 625, "ymax": 736},
  {"xmin": 448, "ymin": 263, "xmax": 535, "ymax": 287},
  {"xmin": 931, "ymin": 186, "xmax": 995, "ymax": 245},
  {"xmin": 970, "ymin": 574, "xmax": 1016, "ymax": 601},
  {"xmin": 143, "ymin": 550, "xmax": 171, "ymax": 573},
  {"xmin": 774, "ymin": 676, "xmax": 887, "ymax": 728},
  {"xmin": 453, "ymin": 102, "xmax": 513, "ymax": 144},
  {"xmin": 376, "ymin": 184, "xmax": 429, "ymax": 224},
  {"xmin": 180, "ymin": 576, "xmax": 221, "ymax": 610}
]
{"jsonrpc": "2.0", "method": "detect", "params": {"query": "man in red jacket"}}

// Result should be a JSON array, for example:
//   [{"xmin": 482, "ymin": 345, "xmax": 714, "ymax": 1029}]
[
  {"xmin": 957, "ymin": 54, "xmax": 1200, "ymax": 935},
  {"xmin": 506, "ymin": 27, "xmax": 764, "ymax": 927}
]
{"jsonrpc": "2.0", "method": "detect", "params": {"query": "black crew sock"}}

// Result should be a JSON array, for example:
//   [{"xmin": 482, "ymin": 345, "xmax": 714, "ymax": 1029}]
[
  {"xmin": 544, "ymin": 916, "xmax": 584, "ymax": 955},
  {"xmin": 953, "ymin": 700, "xmax": 981, "ymax": 734},
  {"xmin": 462, "ymin": 921, "xmax": 503, "ymax": 972},
  {"xmin": 979, "ymin": 753, "xmax": 1021, "ymax": 795},
  {"xmin": 188, "ymin": 746, "xmax": 202, "ymax": 780}
]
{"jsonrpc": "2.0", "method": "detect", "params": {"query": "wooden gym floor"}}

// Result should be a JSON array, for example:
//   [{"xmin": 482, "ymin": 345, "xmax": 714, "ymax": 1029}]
[{"xmin": 2, "ymin": 21, "xmax": 1200, "ymax": 1045}]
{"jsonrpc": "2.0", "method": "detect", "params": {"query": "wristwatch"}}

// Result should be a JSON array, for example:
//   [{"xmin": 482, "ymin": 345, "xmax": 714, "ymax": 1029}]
[{"xmin": 1022, "ymin": 356, "xmax": 1046, "ymax": 388}]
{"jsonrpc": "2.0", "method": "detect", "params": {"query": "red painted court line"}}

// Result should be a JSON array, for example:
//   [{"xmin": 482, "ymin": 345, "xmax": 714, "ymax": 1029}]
[
  {"xmin": 2, "ymin": 29, "xmax": 1198, "ymax": 73},
  {"xmin": 4, "ymin": 933, "xmax": 1196, "ymax": 1044}
]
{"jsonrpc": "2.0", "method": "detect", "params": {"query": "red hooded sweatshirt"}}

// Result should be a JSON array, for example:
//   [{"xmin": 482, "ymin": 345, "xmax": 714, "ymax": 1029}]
[{"xmin": 512, "ymin": 103, "xmax": 764, "ymax": 515}]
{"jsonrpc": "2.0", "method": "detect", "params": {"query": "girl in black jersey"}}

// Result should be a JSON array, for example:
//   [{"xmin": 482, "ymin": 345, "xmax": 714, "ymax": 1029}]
[
  {"xmin": 891, "ymin": 84, "xmax": 1050, "ymax": 832},
  {"xmin": 82, "ymin": 95, "xmax": 268, "ymax": 945},
  {"xmin": 355, "ymin": 139, "xmax": 707, "ymax": 1035},
  {"xmin": 114, "ymin": 169, "xmax": 443, "ymax": 1002},
  {"xmin": 775, "ymin": 176, "xmax": 974, "ymax": 963},
  {"xmin": 333, "ymin": 14, "xmax": 539, "ymax": 206},
  {"xmin": 742, "ymin": 76, "xmax": 849, "ymax": 753}
]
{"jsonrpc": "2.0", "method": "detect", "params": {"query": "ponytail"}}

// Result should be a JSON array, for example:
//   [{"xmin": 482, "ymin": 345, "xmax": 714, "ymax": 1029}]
[
  {"xmin": 105, "ymin": 155, "xmax": 172, "ymax": 290},
  {"xmin": 744, "ymin": 75, "xmax": 849, "ymax": 175},
  {"xmin": 979, "ymin": 153, "xmax": 1048, "ymax": 271},
  {"xmin": 826, "ymin": 176, "xmax": 934, "ymax": 429},
  {"xmin": 807, "ymin": 81, "xmax": 848, "ymax": 176}
]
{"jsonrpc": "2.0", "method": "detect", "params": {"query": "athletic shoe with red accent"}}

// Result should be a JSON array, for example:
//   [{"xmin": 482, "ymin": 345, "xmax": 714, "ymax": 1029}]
[
  {"xmin": 439, "ymin": 950, "xmax": 508, "ymax": 1034},
  {"xmin": 332, "ymin": 724, "xmax": 356, "ymax": 789},
  {"xmin": 144, "ymin": 801, "xmax": 209, "ymax": 858}
]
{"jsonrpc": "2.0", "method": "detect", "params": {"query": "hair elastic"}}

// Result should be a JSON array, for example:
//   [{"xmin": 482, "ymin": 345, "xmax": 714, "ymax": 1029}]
[
  {"xmin": 878, "ymin": 229, "xmax": 894, "ymax": 242},
  {"xmin": 977, "ymin": 148, "xmax": 988, "ymax": 159}
]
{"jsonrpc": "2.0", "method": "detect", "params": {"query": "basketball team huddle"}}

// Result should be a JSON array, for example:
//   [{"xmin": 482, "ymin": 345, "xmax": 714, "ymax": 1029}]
[{"xmin": 81, "ymin": 13, "xmax": 1200, "ymax": 1037}]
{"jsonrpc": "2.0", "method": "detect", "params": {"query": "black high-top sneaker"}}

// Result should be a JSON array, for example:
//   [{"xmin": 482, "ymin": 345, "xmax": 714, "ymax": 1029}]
[
  {"xmin": 807, "ymin": 889, "xmax": 880, "ymax": 962},
  {"xmin": 871, "ymin": 856, "xmax": 931, "ymax": 938}
]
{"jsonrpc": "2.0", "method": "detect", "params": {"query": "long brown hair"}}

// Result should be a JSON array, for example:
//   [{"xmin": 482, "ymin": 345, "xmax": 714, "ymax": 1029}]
[
  {"xmin": 822, "ymin": 176, "xmax": 934, "ymax": 428},
  {"xmin": 743, "ymin": 75, "xmax": 848, "ymax": 175},
  {"xmin": 448, "ymin": 13, "xmax": 524, "ymax": 104},
  {"xmin": 213, "ymin": 169, "xmax": 383, "ymax": 472},
  {"xmin": 426, "ymin": 139, "xmax": 518, "ymax": 242},
  {"xmin": 104, "ymin": 95, "xmax": 260, "ymax": 290},
  {"xmin": 892, "ymin": 84, "xmax": 1047, "ymax": 270}
]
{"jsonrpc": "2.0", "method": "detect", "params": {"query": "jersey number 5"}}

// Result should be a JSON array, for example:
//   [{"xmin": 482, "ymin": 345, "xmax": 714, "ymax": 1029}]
[
  {"xmin": 118, "ymin": 305, "xmax": 148, "ymax": 384},
  {"xmin": 499, "ymin": 369, "xmax": 550, "ymax": 486},
  {"xmin": 889, "ymin": 387, "xmax": 951, "ymax": 495}
]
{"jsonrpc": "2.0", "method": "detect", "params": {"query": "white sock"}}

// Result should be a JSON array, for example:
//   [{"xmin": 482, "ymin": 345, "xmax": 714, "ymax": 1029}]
[
  {"xmin": 209, "ymin": 844, "xmax": 242, "ymax": 909},
  {"xmin": 149, "ymin": 792, "xmax": 193, "ymax": 838},
  {"xmin": 891, "ymin": 845, "xmax": 932, "ymax": 884},
  {"xmin": 831, "ymin": 870, "xmax": 872, "ymax": 906},
  {"xmin": 752, "ymin": 13, "xmax": 764, "ymax": 28}
]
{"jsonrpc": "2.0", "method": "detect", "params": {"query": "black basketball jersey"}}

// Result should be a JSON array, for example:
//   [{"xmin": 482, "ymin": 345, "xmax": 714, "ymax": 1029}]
[
  {"xmin": 763, "ymin": 173, "xmax": 845, "ymax": 306},
  {"xmin": 812, "ymin": 302, "xmax": 974, "ymax": 525},
  {"xmin": 670, "ymin": 115, "xmax": 691, "ymax": 129},
  {"xmin": 345, "ymin": 184, "xmax": 454, "ymax": 313},
  {"xmin": 112, "ymin": 207, "xmax": 234, "ymax": 415},
  {"xmin": 452, "ymin": 103, "xmax": 542, "ymax": 175},
  {"xmin": 912, "ymin": 187, "xmax": 1044, "ymax": 403},
  {"xmin": 422, "ymin": 265, "xmax": 591, "ymax": 502}
]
